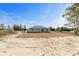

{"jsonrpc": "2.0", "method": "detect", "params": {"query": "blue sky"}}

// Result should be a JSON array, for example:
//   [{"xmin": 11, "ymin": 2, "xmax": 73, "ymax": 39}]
[{"xmin": 0, "ymin": 3, "xmax": 71, "ymax": 28}]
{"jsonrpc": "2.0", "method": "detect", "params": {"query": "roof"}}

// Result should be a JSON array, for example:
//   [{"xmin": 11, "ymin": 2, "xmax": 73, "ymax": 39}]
[{"xmin": 29, "ymin": 25, "xmax": 48, "ymax": 29}]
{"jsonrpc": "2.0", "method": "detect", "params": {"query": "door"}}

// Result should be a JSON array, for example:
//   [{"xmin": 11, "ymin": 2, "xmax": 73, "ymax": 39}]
[{"xmin": 41, "ymin": 29, "xmax": 44, "ymax": 32}]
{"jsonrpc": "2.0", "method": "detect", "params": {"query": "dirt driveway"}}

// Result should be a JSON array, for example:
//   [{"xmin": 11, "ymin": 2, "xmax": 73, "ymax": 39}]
[
  {"xmin": 17, "ymin": 31, "xmax": 74, "ymax": 38},
  {"xmin": 0, "ymin": 31, "xmax": 79, "ymax": 56}
]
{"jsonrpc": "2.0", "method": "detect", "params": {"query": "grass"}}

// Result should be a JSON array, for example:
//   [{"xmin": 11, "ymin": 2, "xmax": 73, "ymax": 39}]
[{"xmin": 0, "ymin": 30, "xmax": 16, "ymax": 37}]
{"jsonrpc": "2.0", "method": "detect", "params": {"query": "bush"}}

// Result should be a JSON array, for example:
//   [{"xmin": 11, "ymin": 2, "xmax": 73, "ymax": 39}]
[
  {"xmin": 13, "ymin": 25, "xmax": 21, "ymax": 31},
  {"xmin": 56, "ymin": 27, "xmax": 74, "ymax": 32},
  {"xmin": 13, "ymin": 24, "xmax": 26, "ymax": 31},
  {"xmin": 8, "ymin": 29, "xmax": 16, "ymax": 34},
  {"xmin": 0, "ymin": 30, "xmax": 16, "ymax": 37},
  {"xmin": 0, "ymin": 30, "xmax": 8, "ymax": 37},
  {"xmin": 49, "ymin": 27, "xmax": 55, "ymax": 31},
  {"xmin": 74, "ymin": 28, "xmax": 79, "ymax": 36}
]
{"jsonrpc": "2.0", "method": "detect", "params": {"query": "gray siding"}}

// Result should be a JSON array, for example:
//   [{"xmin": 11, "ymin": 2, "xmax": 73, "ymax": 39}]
[
  {"xmin": 27, "ymin": 25, "xmax": 50, "ymax": 33},
  {"xmin": 27, "ymin": 28, "xmax": 49, "ymax": 33}
]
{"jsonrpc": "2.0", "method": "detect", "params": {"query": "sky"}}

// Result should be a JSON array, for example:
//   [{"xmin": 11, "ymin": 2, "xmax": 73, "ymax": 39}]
[{"xmin": 0, "ymin": 3, "xmax": 72, "ymax": 28}]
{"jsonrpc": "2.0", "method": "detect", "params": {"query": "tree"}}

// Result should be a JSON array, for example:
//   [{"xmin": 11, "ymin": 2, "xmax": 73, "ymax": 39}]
[
  {"xmin": 24, "ymin": 25, "xmax": 26, "ymax": 32},
  {"xmin": 13, "ymin": 24, "xmax": 26, "ymax": 31},
  {"xmin": 20, "ymin": 24, "xmax": 23, "ymax": 31},
  {"xmin": 13, "ymin": 24, "xmax": 20, "ymax": 31},
  {"xmin": 63, "ymin": 3, "xmax": 79, "ymax": 35},
  {"xmin": 56, "ymin": 27, "xmax": 72, "ymax": 32},
  {"xmin": 0, "ymin": 24, "xmax": 5, "ymax": 30},
  {"xmin": 7, "ymin": 25, "xmax": 11, "ymax": 30},
  {"xmin": 56, "ymin": 27, "xmax": 61, "ymax": 31},
  {"xmin": 49, "ymin": 27, "xmax": 55, "ymax": 31}
]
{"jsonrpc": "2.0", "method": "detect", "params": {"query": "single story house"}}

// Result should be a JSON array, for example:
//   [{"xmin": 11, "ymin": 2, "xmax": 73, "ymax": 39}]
[{"xmin": 27, "ymin": 25, "xmax": 50, "ymax": 33}]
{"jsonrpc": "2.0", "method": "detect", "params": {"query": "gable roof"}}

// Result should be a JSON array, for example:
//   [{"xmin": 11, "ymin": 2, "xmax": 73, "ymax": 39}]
[{"xmin": 29, "ymin": 25, "xmax": 48, "ymax": 29}]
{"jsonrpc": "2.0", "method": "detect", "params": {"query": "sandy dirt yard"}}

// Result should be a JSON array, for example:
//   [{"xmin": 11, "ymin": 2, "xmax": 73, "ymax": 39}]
[{"xmin": 0, "ymin": 32, "xmax": 79, "ymax": 56}]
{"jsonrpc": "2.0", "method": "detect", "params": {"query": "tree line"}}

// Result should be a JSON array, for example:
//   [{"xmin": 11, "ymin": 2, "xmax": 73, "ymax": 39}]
[
  {"xmin": 49, "ymin": 27, "xmax": 74, "ymax": 32},
  {"xmin": 0, "ymin": 24, "xmax": 74, "ymax": 32},
  {"xmin": 0, "ymin": 24, "xmax": 26, "ymax": 31}
]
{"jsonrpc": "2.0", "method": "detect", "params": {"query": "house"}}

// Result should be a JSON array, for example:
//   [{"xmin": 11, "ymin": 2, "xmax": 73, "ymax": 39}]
[{"xmin": 27, "ymin": 25, "xmax": 50, "ymax": 33}]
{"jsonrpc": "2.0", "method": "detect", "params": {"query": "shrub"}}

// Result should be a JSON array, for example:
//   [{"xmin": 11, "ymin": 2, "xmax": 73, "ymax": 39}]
[
  {"xmin": 74, "ymin": 28, "xmax": 79, "ymax": 36},
  {"xmin": 49, "ymin": 27, "xmax": 55, "ymax": 31},
  {"xmin": 13, "ymin": 24, "xmax": 26, "ymax": 31},
  {"xmin": 0, "ymin": 30, "xmax": 16, "ymax": 37},
  {"xmin": 56, "ymin": 27, "xmax": 74, "ymax": 32}
]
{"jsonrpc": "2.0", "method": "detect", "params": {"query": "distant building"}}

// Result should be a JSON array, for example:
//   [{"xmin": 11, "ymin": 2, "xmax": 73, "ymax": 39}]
[{"xmin": 27, "ymin": 25, "xmax": 50, "ymax": 33}]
